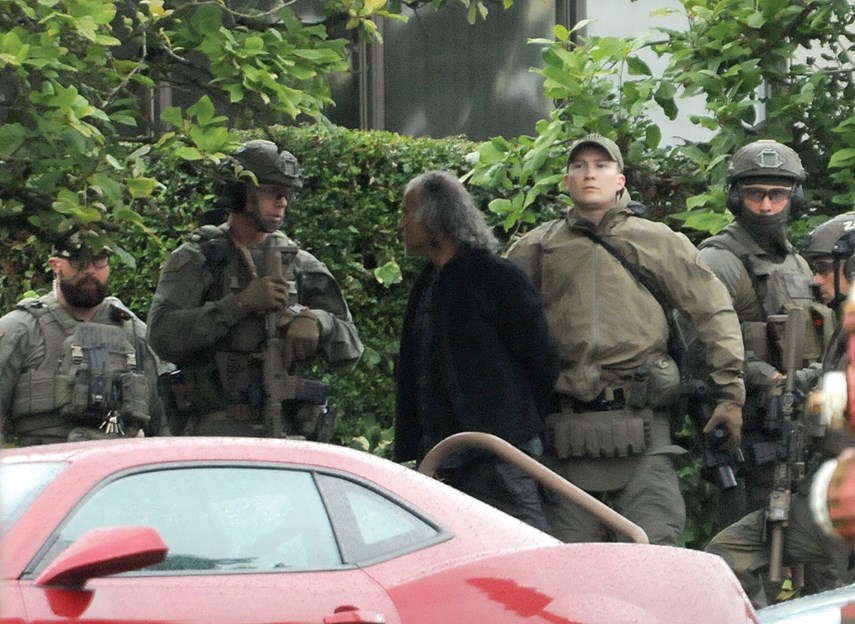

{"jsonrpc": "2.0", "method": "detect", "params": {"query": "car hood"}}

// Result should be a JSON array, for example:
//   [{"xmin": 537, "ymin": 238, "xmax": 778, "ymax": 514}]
[{"xmin": 757, "ymin": 583, "xmax": 855, "ymax": 623}]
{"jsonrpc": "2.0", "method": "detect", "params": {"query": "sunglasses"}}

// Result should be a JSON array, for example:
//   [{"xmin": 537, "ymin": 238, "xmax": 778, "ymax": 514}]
[
  {"xmin": 810, "ymin": 260, "xmax": 835, "ymax": 275},
  {"xmin": 739, "ymin": 186, "xmax": 792, "ymax": 204},
  {"xmin": 257, "ymin": 185, "xmax": 296, "ymax": 202}
]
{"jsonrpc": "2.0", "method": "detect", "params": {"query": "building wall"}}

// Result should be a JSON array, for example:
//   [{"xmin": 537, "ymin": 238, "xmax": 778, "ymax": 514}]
[
  {"xmin": 325, "ymin": 0, "xmax": 713, "ymax": 144},
  {"xmin": 578, "ymin": 0, "xmax": 713, "ymax": 146}
]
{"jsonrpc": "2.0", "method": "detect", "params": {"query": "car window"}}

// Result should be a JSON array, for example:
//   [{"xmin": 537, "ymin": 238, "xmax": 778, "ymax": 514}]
[
  {"xmin": 317, "ymin": 473, "xmax": 442, "ymax": 564},
  {"xmin": 33, "ymin": 466, "xmax": 342, "ymax": 575},
  {"xmin": 0, "ymin": 462, "xmax": 67, "ymax": 534}
]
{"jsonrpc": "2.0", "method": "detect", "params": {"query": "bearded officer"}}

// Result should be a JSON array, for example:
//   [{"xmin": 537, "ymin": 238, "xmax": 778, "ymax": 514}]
[{"xmin": 0, "ymin": 232, "xmax": 168, "ymax": 445}]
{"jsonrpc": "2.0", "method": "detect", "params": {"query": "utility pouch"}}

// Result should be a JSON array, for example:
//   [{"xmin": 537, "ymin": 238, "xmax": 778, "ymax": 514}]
[
  {"xmin": 545, "ymin": 408, "xmax": 652, "ymax": 460},
  {"xmin": 120, "ymin": 372, "xmax": 150, "ymax": 424},
  {"xmin": 158, "ymin": 369, "xmax": 196, "ymax": 434},
  {"xmin": 215, "ymin": 351, "xmax": 258, "ymax": 397},
  {"xmin": 741, "ymin": 320, "xmax": 769, "ymax": 363},
  {"xmin": 60, "ymin": 363, "xmax": 92, "ymax": 416},
  {"xmin": 178, "ymin": 362, "xmax": 223, "ymax": 417},
  {"xmin": 58, "ymin": 364, "xmax": 116, "ymax": 423}
]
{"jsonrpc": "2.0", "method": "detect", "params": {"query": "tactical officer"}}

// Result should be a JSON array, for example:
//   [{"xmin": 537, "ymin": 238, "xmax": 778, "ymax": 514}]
[
  {"xmin": 706, "ymin": 213, "xmax": 855, "ymax": 608},
  {"xmin": 393, "ymin": 170, "xmax": 560, "ymax": 532},
  {"xmin": 698, "ymin": 140, "xmax": 834, "ymax": 528},
  {"xmin": 0, "ymin": 232, "xmax": 168, "ymax": 445},
  {"xmin": 507, "ymin": 134, "xmax": 745, "ymax": 545},
  {"xmin": 147, "ymin": 139, "xmax": 363, "ymax": 438},
  {"xmin": 804, "ymin": 212, "xmax": 855, "ymax": 315}
]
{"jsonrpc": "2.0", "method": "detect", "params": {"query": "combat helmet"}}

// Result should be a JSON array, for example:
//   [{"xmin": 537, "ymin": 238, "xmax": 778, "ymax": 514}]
[
  {"xmin": 212, "ymin": 140, "xmax": 302, "ymax": 225},
  {"xmin": 229, "ymin": 140, "xmax": 303, "ymax": 190},
  {"xmin": 726, "ymin": 140, "xmax": 806, "ymax": 215},
  {"xmin": 804, "ymin": 212, "xmax": 855, "ymax": 307},
  {"xmin": 804, "ymin": 212, "xmax": 855, "ymax": 265}
]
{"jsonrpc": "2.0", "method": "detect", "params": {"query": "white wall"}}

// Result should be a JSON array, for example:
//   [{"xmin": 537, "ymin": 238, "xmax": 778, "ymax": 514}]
[{"xmin": 584, "ymin": 0, "xmax": 714, "ymax": 146}]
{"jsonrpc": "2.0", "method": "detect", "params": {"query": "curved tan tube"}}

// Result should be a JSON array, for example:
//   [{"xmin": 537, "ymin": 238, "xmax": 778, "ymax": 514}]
[{"xmin": 418, "ymin": 431, "xmax": 650, "ymax": 544}]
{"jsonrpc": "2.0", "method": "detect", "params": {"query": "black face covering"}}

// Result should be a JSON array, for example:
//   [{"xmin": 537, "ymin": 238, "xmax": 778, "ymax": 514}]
[{"xmin": 738, "ymin": 206, "xmax": 790, "ymax": 260}]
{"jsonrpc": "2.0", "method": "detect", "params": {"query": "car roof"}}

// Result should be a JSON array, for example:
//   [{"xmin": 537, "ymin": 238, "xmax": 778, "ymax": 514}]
[
  {"xmin": 2, "ymin": 437, "xmax": 559, "ymax": 566},
  {"xmin": 3, "ymin": 436, "xmax": 390, "ymax": 468}
]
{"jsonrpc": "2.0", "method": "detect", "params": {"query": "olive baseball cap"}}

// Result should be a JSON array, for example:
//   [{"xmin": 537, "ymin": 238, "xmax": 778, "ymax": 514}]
[{"xmin": 567, "ymin": 133, "xmax": 624, "ymax": 171}]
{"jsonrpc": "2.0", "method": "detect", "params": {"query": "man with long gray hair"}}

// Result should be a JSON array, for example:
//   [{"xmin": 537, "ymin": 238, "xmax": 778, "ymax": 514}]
[{"xmin": 393, "ymin": 170, "xmax": 559, "ymax": 532}]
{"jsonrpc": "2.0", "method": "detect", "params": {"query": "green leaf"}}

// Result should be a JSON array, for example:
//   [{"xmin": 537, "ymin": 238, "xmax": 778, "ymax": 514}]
[
  {"xmin": 374, "ymin": 260, "xmax": 402, "ymax": 286},
  {"xmin": 626, "ymin": 56, "xmax": 652, "ymax": 76},
  {"xmin": 829, "ymin": 148, "xmax": 855, "ymax": 169},
  {"xmin": 173, "ymin": 146, "xmax": 203, "ymax": 161},
  {"xmin": 127, "ymin": 176, "xmax": 162, "ymax": 199}
]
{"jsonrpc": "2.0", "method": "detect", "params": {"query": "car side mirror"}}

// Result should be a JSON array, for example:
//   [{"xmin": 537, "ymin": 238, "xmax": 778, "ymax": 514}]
[{"xmin": 35, "ymin": 525, "xmax": 168, "ymax": 588}]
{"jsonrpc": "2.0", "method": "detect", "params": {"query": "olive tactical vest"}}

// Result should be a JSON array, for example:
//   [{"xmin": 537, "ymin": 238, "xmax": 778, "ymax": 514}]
[
  {"xmin": 181, "ymin": 226, "xmax": 299, "ymax": 412},
  {"xmin": 11, "ymin": 297, "xmax": 149, "ymax": 429},
  {"xmin": 701, "ymin": 230, "xmax": 833, "ymax": 365}
]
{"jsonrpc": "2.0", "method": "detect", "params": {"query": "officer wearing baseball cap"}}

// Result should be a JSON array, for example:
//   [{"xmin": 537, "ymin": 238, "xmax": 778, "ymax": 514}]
[{"xmin": 506, "ymin": 132, "xmax": 745, "ymax": 546}]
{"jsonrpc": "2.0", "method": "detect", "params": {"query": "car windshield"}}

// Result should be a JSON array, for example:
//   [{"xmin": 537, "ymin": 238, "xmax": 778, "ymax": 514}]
[{"xmin": 0, "ymin": 462, "xmax": 67, "ymax": 533}]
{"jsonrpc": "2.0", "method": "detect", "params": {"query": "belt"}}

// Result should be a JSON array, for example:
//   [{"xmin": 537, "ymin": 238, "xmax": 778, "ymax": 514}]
[{"xmin": 557, "ymin": 388, "xmax": 626, "ymax": 412}]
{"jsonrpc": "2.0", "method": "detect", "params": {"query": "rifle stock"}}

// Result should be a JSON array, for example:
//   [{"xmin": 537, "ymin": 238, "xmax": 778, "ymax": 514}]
[{"xmin": 767, "ymin": 309, "xmax": 806, "ymax": 584}]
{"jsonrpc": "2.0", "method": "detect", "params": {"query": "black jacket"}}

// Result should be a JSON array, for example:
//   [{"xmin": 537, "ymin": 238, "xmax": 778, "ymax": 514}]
[{"xmin": 393, "ymin": 246, "xmax": 559, "ymax": 462}]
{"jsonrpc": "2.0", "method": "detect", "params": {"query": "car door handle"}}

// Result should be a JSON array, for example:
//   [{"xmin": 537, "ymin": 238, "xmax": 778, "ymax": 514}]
[{"xmin": 323, "ymin": 607, "xmax": 386, "ymax": 623}]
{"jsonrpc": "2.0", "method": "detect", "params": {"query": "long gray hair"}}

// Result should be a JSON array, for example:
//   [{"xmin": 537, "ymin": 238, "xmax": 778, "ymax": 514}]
[{"xmin": 404, "ymin": 170, "xmax": 499, "ymax": 252}]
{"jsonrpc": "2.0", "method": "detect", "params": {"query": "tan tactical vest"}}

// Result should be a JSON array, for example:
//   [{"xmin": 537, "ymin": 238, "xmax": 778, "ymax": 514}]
[{"xmin": 11, "ymin": 297, "xmax": 149, "ymax": 432}]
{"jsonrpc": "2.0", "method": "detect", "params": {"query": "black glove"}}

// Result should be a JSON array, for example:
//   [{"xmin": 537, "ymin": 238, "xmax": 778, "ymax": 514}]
[{"xmin": 237, "ymin": 276, "xmax": 287, "ymax": 313}]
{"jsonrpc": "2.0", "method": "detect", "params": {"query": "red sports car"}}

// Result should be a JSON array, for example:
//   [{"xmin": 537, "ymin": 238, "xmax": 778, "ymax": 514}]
[{"xmin": 1, "ymin": 437, "xmax": 757, "ymax": 623}]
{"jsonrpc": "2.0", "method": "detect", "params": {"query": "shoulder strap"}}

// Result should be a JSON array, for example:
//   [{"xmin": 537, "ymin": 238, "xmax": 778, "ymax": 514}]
[
  {"xmin": 41, "ymin": 298, "xmax": 80, "ymax": 335},
  {"xmin": 735, "ymin": 254, "xmax": 768, "ymax": 321},
  {"xmin": 702, "ymin": 232, "xmax": 768, "ymax": 319},
  {"xmin": 578, "ymin": 228, "xmax": 670, "ymax": 315}
]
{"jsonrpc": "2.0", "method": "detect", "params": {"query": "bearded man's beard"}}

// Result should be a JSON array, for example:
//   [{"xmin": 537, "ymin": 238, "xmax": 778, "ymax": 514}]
[{"xmin": 59, "ymin": 276, "xmax": 109, "ymax": 309}]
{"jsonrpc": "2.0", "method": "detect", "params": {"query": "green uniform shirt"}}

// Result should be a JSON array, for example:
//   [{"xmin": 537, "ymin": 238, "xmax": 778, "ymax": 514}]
[{"xmin": 507, "ymin": 195, "xmax": 745, "ymax": 405}]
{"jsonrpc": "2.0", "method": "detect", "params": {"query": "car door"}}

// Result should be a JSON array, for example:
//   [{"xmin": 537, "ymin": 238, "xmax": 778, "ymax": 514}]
[{"xmin": 16, "ymin": 465, "xmax": 403, "ymax": 624}]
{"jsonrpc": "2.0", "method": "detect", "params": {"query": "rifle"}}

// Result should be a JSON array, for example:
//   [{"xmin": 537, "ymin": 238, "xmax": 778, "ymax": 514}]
[
  {"xmin": 261, "ymin": 244, "xmax": 330, "ymax": 439},
  {"xmin": 766, "ymin": 309, "xmax": 806, "ymax": 585}
]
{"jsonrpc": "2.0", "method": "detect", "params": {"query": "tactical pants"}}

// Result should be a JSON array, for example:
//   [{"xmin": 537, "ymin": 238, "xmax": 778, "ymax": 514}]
[
  {"xmin": 705, "ymin": 488, "xmax": 855, "ymax": 609},
  {"xmin": 440, "ymin": 457, "xmax": 551, "ymax": 534},
  {"xmin": 540, "ymin": 452, "xmax": 685, "ymax": 546}
]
